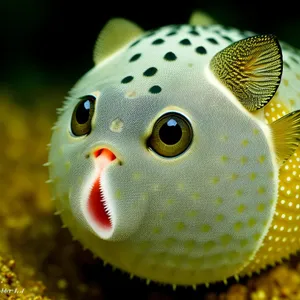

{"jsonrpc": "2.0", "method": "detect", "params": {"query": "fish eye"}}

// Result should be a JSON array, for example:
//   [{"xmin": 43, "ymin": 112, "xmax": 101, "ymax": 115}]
[
  {"xmin": 148, "ymin": 112, "xmax": 193, "ymax": 157},
  {"xmin": 71, "ymin": 95, "xmax": 96, "ymax": 136}
]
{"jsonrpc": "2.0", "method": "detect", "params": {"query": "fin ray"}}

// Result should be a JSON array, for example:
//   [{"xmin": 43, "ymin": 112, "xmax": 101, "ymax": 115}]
[
  {"xmin": 270, "ymin": 110, "xmax": 300, "ymax": 165},
  {"xmin": 210, "ymin": 34, "xmax": 283, "ymax": 111}
]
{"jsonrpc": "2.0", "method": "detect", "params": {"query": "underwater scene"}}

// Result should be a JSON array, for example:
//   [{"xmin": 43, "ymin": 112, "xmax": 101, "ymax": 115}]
[{"xmin": 2, "ymin": 1, "xmax": 300, "ymax": 299}]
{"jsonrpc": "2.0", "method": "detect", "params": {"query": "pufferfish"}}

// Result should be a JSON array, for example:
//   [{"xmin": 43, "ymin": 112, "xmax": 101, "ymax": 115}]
[{"xmin": 47, "ymin": 11, "xmax": 300, "ymax": 286}]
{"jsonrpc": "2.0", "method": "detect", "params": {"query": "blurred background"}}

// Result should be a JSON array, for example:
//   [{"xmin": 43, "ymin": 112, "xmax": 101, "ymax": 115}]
[
  {"xmin": 2, "ymin": 0, "xmax": 300, "ymax": 105},
  {"xmin": 1, "ymin": 1, "xmax": 300, "ymax": 299}
]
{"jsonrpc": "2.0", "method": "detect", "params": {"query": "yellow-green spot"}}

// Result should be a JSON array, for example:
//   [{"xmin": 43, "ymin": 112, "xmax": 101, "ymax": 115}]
[
  {"xmin": 289, "ymin": 98, "xmax": 295, "ymax": 106},
  {"xmin": 215, "ymin": 197, "xmax": 223, "ymax": 205},
  {"xmin": 231, "ymin": 173, "xmax": 238, "ymax": 181},
  {"xmin": 257, "ymin": 203, "xmax": 266, "ymax": 212},
  {"xmin": 220, "ymin": 135, "xmax": 229, "ymax": 142},
  {"xmin": 132, "ymin": 172, "xmax": 142, "ymax": 180},
  {"xmin": 191, "ymin": 192, "xmax": 201, "ymax": 201},
  {"xmin": 220, "ymin": 234, "xmax": 232, "ymax": 246},
  {"xmin": 141, "ymin": 193, "xmax": 148, "ymax": 201},
  {"xmin": 237, "ymin": 204, "xmax": 246, "ymax": 213},
  {"xmin": 167, "ymin": 198, "xmax": 175, "ymax": 205},
  {"xmin": 203, "ymin": 241, "xmax": 216, "ymax": 252},
  {"xmin": 249, "ymin": 173, "xmax": 257, "ymax": 180},
  {"xmin": 212, "ymin": 177, "xmax": 220, "ymax": 184},
  {"xmin": 216, "ymin": 214, "xmax": 224, "ymax": 222},
  {"xmin": 200, "ymin": 224, "xmax": 211, "ymax": 233},
  {"xmin": 269, "ymin": 171, "xmax": 274, "ymax": 179},
  {"xmin": 177, "ymin": 182, "xmax": 185, "ymax": 191},
  {"xmin": 253, "ymin": 233, "xmax": 261, "ymax": 241},
  {"xmin": 258, "ymin": 155, "xmax": 266, "ymax": 164},
  {"xmin": 221, "ymin": 155, "xmax": 228, "ymax": 163},
  {"xmin": 228, "ymin": 251, "xmax": 239, "ymax": 260},
  {"xmin": 283, "ymin": 79, "xmax": 289, "ymax": 86},
  {"xmin": 64, "ymin": 161, "xmax": 71, "ymax": 172},
  {"xmin": 257, "ymin": 186, "xmax": 266, "ymax": 194},
  {"xmin": 296, "ymin": 74, "xmax": 300, "ymax": 81},
  {"xmin": 269, "ymin": 198, "xmax": 275, "ymax": 205},
  {"xmin": 234, "ymin": 222, "xmax": 243, "ymax": 232},
  {"xmin": 184, "ymin": 240, "xmax": 196, "ymax": 250},
  {"xmin": 176, "ymin": 222, "xmax": 186, "ymax": 231},
  {"xmin": 152, "ymin": 227, "xmax": 162, "ymax": 234},
  {"xmin": 209, "ymin": 254, "xmax": 223, "ymax": 264},
  {"xmin": 240, "ymin": 239, "xmax": 248, "ymax": 247},
  {"xmin": 240, "ymin": 156, "xmax": 248, "ymax": 165},
  {"xmin": 241, "ymin": 139, "xmax": 249, "ymax": 147},
  {"xmin": 115, "ymin": 189, "xmax": 122, "ymax": 200},
  {"xmin": 186, "ymin": 210, "xmax": 198, "ymax": 218},
  {"xmin": 253, "ymin": 128, "xmax": 259, "ymax": 135},
  {"xmin": 236, "ymin": 189, "xmax": 243, "ymax": 197},
  {"xmin": 263, "ymin": 219, "xmax": 269, "ymax": 226},
  {"xmin": 153, "ymin": 184, "xmax": 160, "ymax": 191},
  {"xmin": 59, "ymin": 145, "xmax": 64, "ymax": 155},
  {"xmin": 158, "ymin": 212, "xmax": 165, "ymax": 220},
  {"xmin": 248, "ymin": 217, "xmax": 257, "ymax": 227}
]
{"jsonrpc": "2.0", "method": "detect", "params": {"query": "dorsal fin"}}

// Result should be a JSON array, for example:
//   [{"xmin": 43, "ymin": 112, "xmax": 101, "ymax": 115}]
[
  {"xmin": 270, "ymin": 110, "xmax": 300, "ymax": 165},
  {"xmin": 210, "ymin": 34, "xmax": 283, "ymax": 112},
  {"xmin": 189, "ymin": 10, "xmax": 216, "ymax": 25},
  {"xmin": 93, "ymin": 18, "xmax": 144, "ymax": 65}
]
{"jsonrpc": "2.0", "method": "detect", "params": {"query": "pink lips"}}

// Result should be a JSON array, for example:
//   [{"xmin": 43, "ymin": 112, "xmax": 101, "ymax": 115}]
[{"xmin": 88, "ymin": 148, "xmax": 116, "ymax": 229}]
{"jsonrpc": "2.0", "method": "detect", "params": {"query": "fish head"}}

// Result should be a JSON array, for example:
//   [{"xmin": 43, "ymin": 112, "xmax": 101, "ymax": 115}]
[{"xmin": 49, "ymin": 18, "xmax": 285, "ymax": 284}]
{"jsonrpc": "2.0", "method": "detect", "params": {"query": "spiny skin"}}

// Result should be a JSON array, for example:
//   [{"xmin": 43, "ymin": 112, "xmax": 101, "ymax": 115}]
[{"xmin": 48, "ymin": 21, "xmax": 300, "ymax": 286}]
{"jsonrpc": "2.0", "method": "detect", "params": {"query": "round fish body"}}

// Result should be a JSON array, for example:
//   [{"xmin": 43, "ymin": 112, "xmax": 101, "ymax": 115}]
[{"xmin": 48, "ymin": 17, "xmax": 300, "ymax": 286}]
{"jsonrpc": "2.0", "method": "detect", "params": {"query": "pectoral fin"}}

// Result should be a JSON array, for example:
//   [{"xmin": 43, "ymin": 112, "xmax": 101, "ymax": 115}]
[
  {"xmin": 270, "ymin": 110, "xmax": 300, "ymax": 165},
  {"xmin": 210, "ymin": 34, "xmax": 283, "ymax": 112},
  {"xmin": 93, "ymin": 18, "xmax": 144, "ymax": 65}
]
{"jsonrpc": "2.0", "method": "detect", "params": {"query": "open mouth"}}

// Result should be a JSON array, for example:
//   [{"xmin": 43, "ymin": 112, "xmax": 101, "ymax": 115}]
[{"xmin": 88, "ymin": 148, "xmax": 116, "ymax": 231}]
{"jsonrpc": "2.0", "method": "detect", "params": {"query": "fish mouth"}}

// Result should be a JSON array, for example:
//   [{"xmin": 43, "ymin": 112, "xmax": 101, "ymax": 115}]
[{"xmin": 88, "ymin": 148, "xmax": 116, "ymax": 234}]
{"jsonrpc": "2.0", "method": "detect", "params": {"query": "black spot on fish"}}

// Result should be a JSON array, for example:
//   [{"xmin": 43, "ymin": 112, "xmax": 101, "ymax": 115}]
[
  {"xmin": 149, "ymin": 85, "xmax": 162, "ymax": 94},
  {"xmin": 143, "ymin": 67, "xmax": 158, "ymax": 77},
  {"xmin": 221, "ymin": 35, "xmax": 233, "ymax": 43},
  {"xmin": 121, "ymin": 76, "xmax": 134, "ymax": 84},
  {"xmin": 179, "ymin": 39, "xmax": 192, "ymax": 45},
  {"xmin": 144, "ymin": 31, "xmax": 156, "ymax": 38},
  {"xmin": 166, "ymin": 31, "xmax": 177, "ymax": 36},
  {"xmin": 195, "ymin": 46, "xmax": 207, "ymax": 55},
  {"xmin": 283, "ymin": 61, "xmax": 290, "ymax": 69},
  {"xmin": 129, "ymin": 53, "xmax": 141, "ymax": 62},
  {"xmin": 290, "ymin": 56, "xmax": 299, "ymax": 64},
  {"xmin": 189, "ymin": 30, "xmax": 200, "ymax": 36},
  {"xmin": 152, "ymin": 38, "xmax": 165, "ymax": 45},
  {"xmin": 207, "ymin": 37, "xmax": 218, "ymax": 45},
  {"xmin": 129, "ymin": 39, "xmax": 141, "ymax": 48},
  {"xmin": 164, "ymin": 52, "xmax": 177, "ymax": 61}
]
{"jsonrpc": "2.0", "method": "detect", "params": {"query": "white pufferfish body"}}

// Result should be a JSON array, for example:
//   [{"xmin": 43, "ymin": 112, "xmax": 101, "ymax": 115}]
[{"xmin": 48, "ymin": 12, "xmax": 300, "ymax": 286}]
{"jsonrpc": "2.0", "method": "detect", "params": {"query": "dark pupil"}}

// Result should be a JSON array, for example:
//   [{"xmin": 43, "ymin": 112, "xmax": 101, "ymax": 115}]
[
  {"xmin": 159, "ymin": 118, "xmax": 182, "ymax": 145},
  {"xmin": 76, "ymin": 100, "xmax": 91, "ymax": 124}
]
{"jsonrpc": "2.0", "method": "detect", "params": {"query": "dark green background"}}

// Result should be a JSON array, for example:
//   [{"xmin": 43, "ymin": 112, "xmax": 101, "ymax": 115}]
[{"xmin": 2, "ymin": 0, "xmax": 300, "ymax": 102}]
